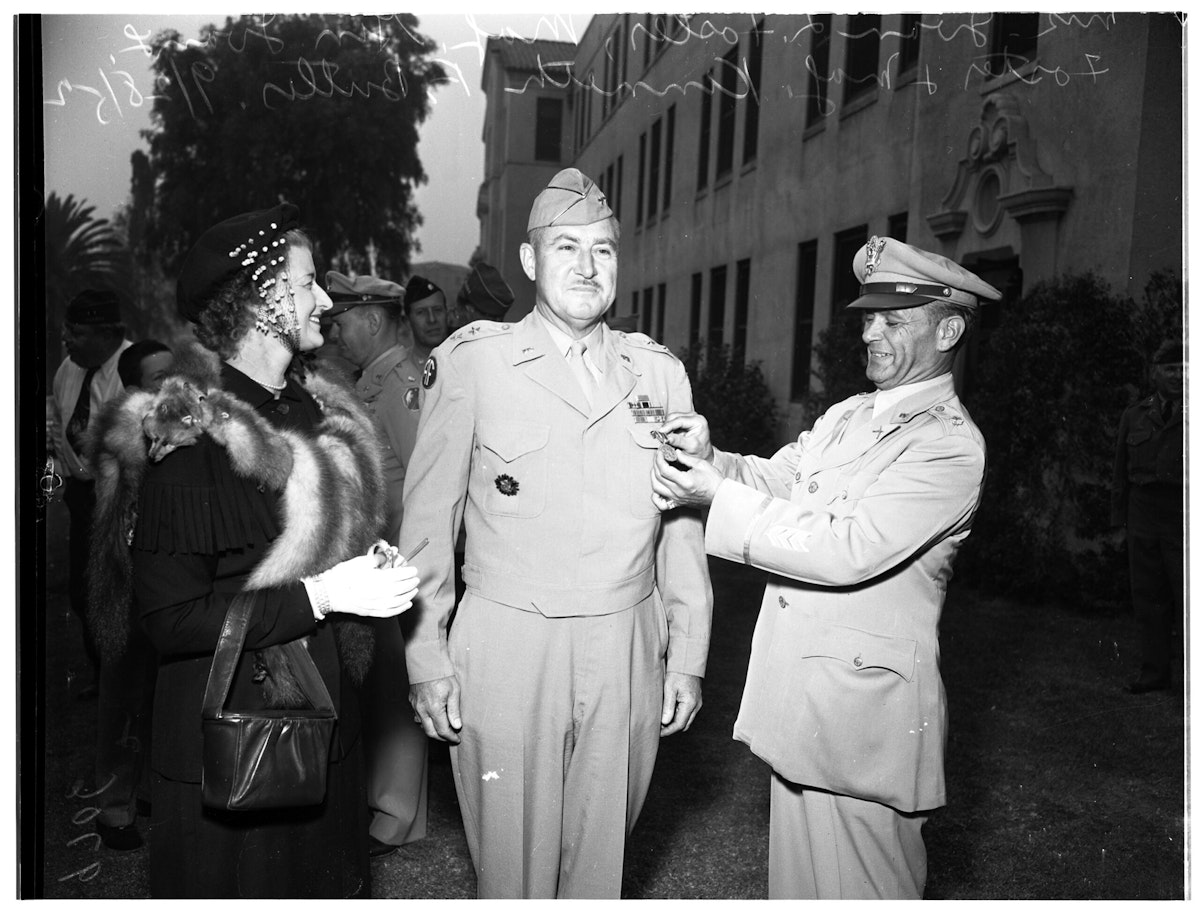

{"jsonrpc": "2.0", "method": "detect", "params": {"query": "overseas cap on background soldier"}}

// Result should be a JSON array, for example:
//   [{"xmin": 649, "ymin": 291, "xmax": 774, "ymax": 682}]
[
  {"xmin": 405, "ymin": 275, "xmax": 443, "ymax": 307},
  {"xmin": 458, "ymin": 262, "xmax": 515, "ymax": 320},
  {"xmin": 848, "ymin": 236, "xmax": 1002, "ymax": 311},
  {"xmin": 324, "ymin": 271, "xmax": 405, "ymax": 317},
  {"xmin": 527, "ymin": 168, "xmax": 614, "ymax": 231}
]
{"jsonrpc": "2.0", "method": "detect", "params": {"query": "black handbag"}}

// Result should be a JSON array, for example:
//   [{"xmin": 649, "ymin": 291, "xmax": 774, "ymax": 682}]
[{"xmin": 201, "ymin": 592, "xmax": 337, "ymax": 811}]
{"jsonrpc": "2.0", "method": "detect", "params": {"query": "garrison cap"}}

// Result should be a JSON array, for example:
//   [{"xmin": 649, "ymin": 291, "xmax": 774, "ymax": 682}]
[
  {"xmin": 324, "ymin": 271, "xmax": 405, "ymax": 317},
  {"xmin": 527, "ymin": 168, "xmax": 614, "ymax": 231},
  {"xmin": 405, "ymin": 275, "xmax": 443, "ymax": 308},
  {"xmin": 176, "ymin": 203, "xmax": 299, "ymax": 323},
  {"xmin": 848, "ymin": 236, "xmax": 1001, "ymax": 310},
  {"xmin": 67, "ymin": 289, "xmax": 122, "ymax": 325},
  {"xmin": 458, "ymin": 262, "xmax": 515, "ymax": 318}
]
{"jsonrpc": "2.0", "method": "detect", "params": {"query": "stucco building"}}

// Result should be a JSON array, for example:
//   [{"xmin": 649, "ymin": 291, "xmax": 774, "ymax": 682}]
[{"xmin": 477, "ymin": 13, "xmax": 1183, "ymax": 439}]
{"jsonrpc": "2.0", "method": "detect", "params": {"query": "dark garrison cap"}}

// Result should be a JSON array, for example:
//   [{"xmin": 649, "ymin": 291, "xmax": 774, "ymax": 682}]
[
  {"xmin": 67, "ymin": 289, "xmax": 122, "ymax": 325},
  {"xmin": 458, "ymin": 262, "xmax": 515, "ymax": 318},
  {"xmin": 405, "ymin": 275, "xmax": 444, "ymax": 307},
  {"xmin": 176, "ymin": 203, "xmax": 300, "ymax": 323},
  {"xmin": 324, "ymin": 271, "xmax": 405, "ymax": 317}
]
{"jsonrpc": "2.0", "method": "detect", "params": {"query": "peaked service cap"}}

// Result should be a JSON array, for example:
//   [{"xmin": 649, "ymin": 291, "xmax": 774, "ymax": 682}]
[
  {"xmin": 848, "ymin": 236, "xmax": 1002, "ymax": 310},
  {"xmin": 67, "ymin": 289, "xmax": 122, "ymax": 325},
  {"xmin": 527, "ymin": 168, "xmax": 614, "ymax": 231},
  {"xmin": 324, "ymin": 271, "xmax": 405, "ymax": 317}
]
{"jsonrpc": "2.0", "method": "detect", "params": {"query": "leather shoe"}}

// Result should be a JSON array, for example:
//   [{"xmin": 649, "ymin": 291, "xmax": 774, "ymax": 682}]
[
  {"xmin": 1125, "ymin": 676, "xmax": 1170, "ymax": 694},
  {"xmin": 369, "ymin": 836, "xmax": 398, "ymax": 858},
  {"xmin": 96, "ymin": 820, "xmax": 144, "ymax": 851}
]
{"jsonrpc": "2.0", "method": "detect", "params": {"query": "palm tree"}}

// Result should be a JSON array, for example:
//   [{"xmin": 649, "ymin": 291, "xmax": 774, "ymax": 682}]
[{"xmin": 41, "ymin": 192, "xmax": 132, "ymax": 382}]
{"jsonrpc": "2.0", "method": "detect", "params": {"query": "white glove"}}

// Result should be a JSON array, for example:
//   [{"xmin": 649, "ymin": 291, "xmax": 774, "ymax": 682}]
[{"xmin": 303, "ymin": 546, "xmax": 419, "ymax": 621}]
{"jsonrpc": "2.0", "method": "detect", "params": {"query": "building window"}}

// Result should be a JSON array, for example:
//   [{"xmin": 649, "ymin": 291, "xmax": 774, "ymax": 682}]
[
  {"xmin": 642, "ymin": 14, "xmax": 653, "ymax": 69},
  {"xmin": 605, "ymin": 162, "xmax": 614, "ymax": 212},
  {"xmin": 734, "ymin": 258, "xmax": 751, "ymax": 362},
  {"xmin": 648, "ymin": 116, "xmax": 662, "ymax": 221},
  {"xmin": 690, "ymin": 272, "xmax": 703, "ymax": 352},
  {"xmin": 641, "ymin": 285, "xmax": 654, "ymax": 335},
  {"xmin": 663, "ymin": 104, "xmax": 676, "ymax": 213},
  {"xmin": 632, "ymin": 289, "xmax": 640, "ymax": 326},
  {"xmin": 832, "ymin": 225, "xmax": 869, "ymax": 313},
  {"xmin": 743, "ymin": 17, "xmax": 764, "ymax": 165},
  {"xmin": 806, "ymin": 14, "xmax": 832, "ymax": 127},
  {"xmin": 708, "ymin": 265, "xmax": 727, "ymax": 349},
  {"xmin": 843, "ymin": 14, "xmax": 881, "ymax": 106},
  {"xmin": 989, "ymin": 13, "xmax": 1039, "ymax": 77},
  {"xmin": 888, "ymin": 211, "xmax": 908, "ymax": 241},
  {"xmin": 620, "ymin": 14, "xmax": 629, "ymax": 87},
  {"xmin": 535, "ymin": 97, "xmax": 563, "ymax": 162},
  {"xmin": 715, "ymin": 45, "xmax": 738, "ymax": 179},
  {"xmin": 697, "ymin": 67, "xmax": 713, "ymax": 191},
  {"xmin": 636, "ymin": 131, "xmax": 647, "ymax": 227},
  {"xmin": 602, "ymin": 33, "xmax": 614, "ymax": 119},
  {"xmin": 791, "ymin": 240, "xmax": 819, "ymax": 400},
  {"xmin": 615, "ymin": 155, "xmax": 624, "ymax": 221},
  {"xmin": 898, "ymin": 14, "xmax": 920, "ymax": 73},
  {"xmin": 655, "ymin": 281, "xmax": 666, "ymax": 341}
]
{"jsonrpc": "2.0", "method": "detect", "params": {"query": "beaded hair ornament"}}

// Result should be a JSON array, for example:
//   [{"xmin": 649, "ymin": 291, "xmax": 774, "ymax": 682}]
[{"xmin": 228, "ymin": 222, "xmax": 300, "ymax": 350}]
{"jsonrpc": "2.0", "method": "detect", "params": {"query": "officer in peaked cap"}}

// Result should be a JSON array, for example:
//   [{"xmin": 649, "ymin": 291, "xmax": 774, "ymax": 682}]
[
  {"xmin": 322, "ymin": 269, "xmax": 430, "ymax": 858},
  {"xmin": 652, "ymin": 236, "xmax": 1000, "ymax": 898},
  {"xmin": 397, "ymin": 167, "xmax": 711, "ymax": 898},
  {"xmin": 456, "ymin": 261, "xmax": 515, "ymax": 326}
]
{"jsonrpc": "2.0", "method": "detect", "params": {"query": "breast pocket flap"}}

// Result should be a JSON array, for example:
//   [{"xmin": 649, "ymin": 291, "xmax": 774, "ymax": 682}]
[
  {"xmin": 477, "ymin": 420, "xmax": 550, "ymax": 463},
  {"xmin": 628, "ymin": 424, "xmax": 662, "ymax": 450}
]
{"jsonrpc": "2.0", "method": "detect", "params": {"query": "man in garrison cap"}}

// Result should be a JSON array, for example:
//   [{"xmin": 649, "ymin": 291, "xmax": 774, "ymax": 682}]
[
  {"xmin": 403, "ymin": 275, "xmax": 451, "ymax": 369},
  {"xmin": 454, "ymin": 260, "xmax": 515, "ymax": 329},
  {"xmin": 653, "ymin": 236, "xmax": 1002, "ymax": 899},
  {"xmin": 324, "ymin": 271, "xmax": 430, "ymax": 858},
  {"xmin": 1112, "ymin": 339, "xmax": 1185, "ymax": 695},
  {"xmin": 397, "ymin": 168, "xmax": 712, "ymax": 898}
]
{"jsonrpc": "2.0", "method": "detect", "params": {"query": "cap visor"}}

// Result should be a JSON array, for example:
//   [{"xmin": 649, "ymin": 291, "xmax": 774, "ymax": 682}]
[{"xmin": 846, "ymin": 292, "xmax": 940, "ymax": 311}]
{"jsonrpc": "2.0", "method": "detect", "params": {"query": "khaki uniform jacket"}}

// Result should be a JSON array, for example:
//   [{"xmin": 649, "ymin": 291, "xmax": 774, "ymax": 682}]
[
  {"xmin": 398, "ymin": 313, "xmax": 712, "ymax": 685},
  {"xmin": 356, "ymin": 344, "xmax": 423, "ymax": 542},
  {"xmin": 706, "ymin": 374, "xmax": 985, "ymax": 813}
]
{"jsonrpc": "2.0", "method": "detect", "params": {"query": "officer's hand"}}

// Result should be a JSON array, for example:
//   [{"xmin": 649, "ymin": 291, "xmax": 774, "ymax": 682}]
[
  {"xmin": 410, "ymin": 676, "xmax": 462, "ymax": 744},
  {"xmin": 659, "ymin": 412, "xmax": 715, "ymax": 462},
  {"xmin": 661, "ymin": 671, "xmax": 703, "ymax": 735},
  {"xmin": 652, "ymin": 446, "xmax": 721, "ymax": 509}
]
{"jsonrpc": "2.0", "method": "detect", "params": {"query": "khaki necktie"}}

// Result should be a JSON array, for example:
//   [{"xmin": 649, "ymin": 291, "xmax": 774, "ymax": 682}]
[{"xmin": 568, "ymin": 339, "xmax": 597, "ymax": 408}]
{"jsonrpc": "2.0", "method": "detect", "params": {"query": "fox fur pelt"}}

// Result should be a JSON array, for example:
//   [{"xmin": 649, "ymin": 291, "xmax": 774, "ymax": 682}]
[{"xmin": 86, "ymin": 346, "xmax": 387, "ymax": 706}]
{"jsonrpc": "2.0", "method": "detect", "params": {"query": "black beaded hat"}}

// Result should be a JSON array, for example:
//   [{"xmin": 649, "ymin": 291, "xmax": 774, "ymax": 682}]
[{"xmin": 176, "ymin": 203, "xmax": 300, "ymax": 323}]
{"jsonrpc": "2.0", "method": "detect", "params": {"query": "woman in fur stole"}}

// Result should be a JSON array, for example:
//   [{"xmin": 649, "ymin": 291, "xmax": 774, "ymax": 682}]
[{"xmin": 87, "ymin": 204, "xmax": 419, "ymax": 898}]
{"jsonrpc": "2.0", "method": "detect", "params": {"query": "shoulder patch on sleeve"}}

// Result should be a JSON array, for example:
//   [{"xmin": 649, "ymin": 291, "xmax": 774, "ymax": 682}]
[{"xmin": 421, "ymin": 356, "xmax": 437, "ymax": 389}]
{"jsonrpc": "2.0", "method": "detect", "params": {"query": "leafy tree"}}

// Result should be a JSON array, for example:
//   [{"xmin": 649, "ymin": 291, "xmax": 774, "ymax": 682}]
[
  {"xmin": 681, "ymin": 343, "xmax": 781, "ymax": 457},
  {"xmin": 137, "ymin": 14, "xmax": 447, "ymax": 278}
]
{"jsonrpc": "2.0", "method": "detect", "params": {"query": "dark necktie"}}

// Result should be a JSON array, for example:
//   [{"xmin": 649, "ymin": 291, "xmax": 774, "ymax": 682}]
[
  {"xmin": 1163, "ymin": 399, "xmax": 1176, "ymax": 424},
  {"xmin": 66, "ymin": 367, "xmax": 98, "ymax": 454}
]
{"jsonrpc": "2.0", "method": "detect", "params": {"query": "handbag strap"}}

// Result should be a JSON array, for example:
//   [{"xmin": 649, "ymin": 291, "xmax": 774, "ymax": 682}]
[{"xmin": 202, "ymin": 591, "xmax": 335, "ymax": 716}]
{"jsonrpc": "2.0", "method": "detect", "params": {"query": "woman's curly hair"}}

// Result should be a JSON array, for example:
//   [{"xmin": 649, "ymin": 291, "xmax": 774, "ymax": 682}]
[{"xmin": 192, "ymin": 229, "xmax": 312, "ymax": 359}]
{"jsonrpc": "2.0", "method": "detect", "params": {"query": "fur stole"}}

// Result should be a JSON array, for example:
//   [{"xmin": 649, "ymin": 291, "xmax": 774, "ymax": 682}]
[{"xmin": 86, "ymin": 346, "xmax": 387, "ymax": 706}]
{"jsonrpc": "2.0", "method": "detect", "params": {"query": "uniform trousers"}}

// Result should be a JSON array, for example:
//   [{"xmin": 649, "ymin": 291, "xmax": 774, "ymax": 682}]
[
  {"xmin": 769, "ymin": 774, "xmax": 928, "ymax": 899},
  {"xmin": 363, "ymin": 615, "xmax": 429, "ymax": 846},
  {"xmin": 448, "ymin": 589, "xmax": 665, "ymax": 898},
  {"xmin": 1127, "ymin": 530, "xmax": 1185, "ymax": 685}
]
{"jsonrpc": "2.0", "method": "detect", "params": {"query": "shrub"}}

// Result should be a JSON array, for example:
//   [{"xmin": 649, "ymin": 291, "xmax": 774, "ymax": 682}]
[
  {"xmin": 957, "ymin": 270, "xmax": 1182, "ymax": 610},
  {"xmin": 680, "ymin": 343, "xmax": 781, "ymax": 457}
]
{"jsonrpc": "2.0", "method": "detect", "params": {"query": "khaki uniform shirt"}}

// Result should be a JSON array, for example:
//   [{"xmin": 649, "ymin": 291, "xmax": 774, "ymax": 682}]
[{"xmin": 356, "ymin": 344, "xmax": 423, "ymax": 541}]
